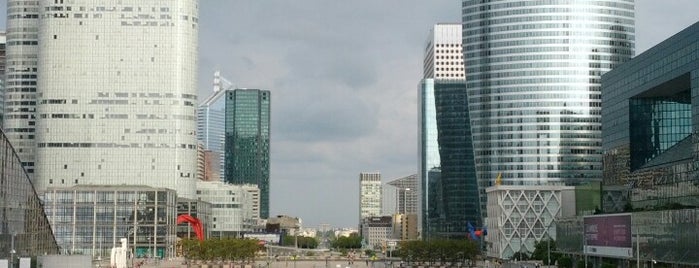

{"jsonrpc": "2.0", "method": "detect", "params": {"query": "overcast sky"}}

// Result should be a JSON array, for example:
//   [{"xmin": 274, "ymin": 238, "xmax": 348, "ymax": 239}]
[{"xmin": 1, "ymin": 1, "xmax": 699, "ymax": 229}]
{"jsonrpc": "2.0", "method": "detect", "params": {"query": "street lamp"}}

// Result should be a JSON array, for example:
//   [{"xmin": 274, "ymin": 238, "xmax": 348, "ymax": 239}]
[
  {"xmin": 402, "ymin": 188, "xmax": 411, "ymax": 215},
  {"xmin": 10, "ymin": 232, "xmax": 16, "ymax": 268},
  {"xmin": 545, "ymin": 219, "xmax": 556, "ymax": 266}
]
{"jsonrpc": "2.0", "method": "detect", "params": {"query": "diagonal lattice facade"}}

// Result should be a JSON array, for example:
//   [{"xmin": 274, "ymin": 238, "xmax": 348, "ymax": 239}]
[{"xmin": 486, "ymin": 185, "xmax": 575, "ymax": 259}]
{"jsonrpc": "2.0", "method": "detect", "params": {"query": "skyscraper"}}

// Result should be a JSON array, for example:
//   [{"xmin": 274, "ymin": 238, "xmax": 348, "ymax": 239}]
[
  {"xmin": 198, "ymin": 94, "xmax": 226, "ymax": 181},
  {"xmin": 418, "ymin": 24, "xmax": 480, "ymax": 238},
  {"xmin": 359, "ymin": 172, "xmax": 382, "ymax": 222},
  {"xmin": 225, "ymin": 89, "xmax": 271, "ymax": 219},
  {"xmin": 32, "ymin": 0, "xmax": 200, "ymax": 198},
  {"xmin": 462, "ymin": 0, "xmax": 635, "ymax": 218},
  {"xmin": 0, "ymin": 32, "xmax": 6, "ymax": 122},
  {"xmin": 5, "ymin": 1, "xmax": 40, "ymax": 176}
]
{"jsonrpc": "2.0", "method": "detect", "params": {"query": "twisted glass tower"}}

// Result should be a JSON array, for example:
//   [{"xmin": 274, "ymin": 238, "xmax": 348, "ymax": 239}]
[{"xmin": 462, "ymin": 0, "xmax": 635, "ymax": 218}]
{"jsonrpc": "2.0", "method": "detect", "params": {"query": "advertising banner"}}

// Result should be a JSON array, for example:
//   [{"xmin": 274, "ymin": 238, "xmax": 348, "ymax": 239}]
[{"xmin": 583, "ymin": 213, "xmax": 633, "ymax": 258}]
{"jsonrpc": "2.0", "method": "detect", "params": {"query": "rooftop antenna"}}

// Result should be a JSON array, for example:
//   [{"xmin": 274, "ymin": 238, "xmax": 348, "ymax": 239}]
[{"xmin": 213, "ymin": 70, "xmax": 234, "ymax": 92}]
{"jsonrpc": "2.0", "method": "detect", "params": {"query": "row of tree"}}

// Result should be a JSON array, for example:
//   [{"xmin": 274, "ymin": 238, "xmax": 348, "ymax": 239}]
[
  {"xmin": 396, "ymin": 239, "xmax": 480, "ymax": 263},
  {"xmin": 331, "ymin": 233, "xmax": 362, "ymax": 249},
  {"xmin": 281, "ymin": 235, "xmax": 319, "ymax": 249},
  {"xmin": 180, "ymin": 238, "xmax": 260, "ymax": 262}
]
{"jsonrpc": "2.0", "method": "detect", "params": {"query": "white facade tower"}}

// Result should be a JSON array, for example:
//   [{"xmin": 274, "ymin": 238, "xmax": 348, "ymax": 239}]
[
  {"xmin": 359, "ymin": 172, "xmax": 382, "ymax": 222},
  {"xmin": 422, "ymin": 24, "xmax": 464, "ymax": 80},
  {"xmin": 5, "ymin": 0, "xmax": 40, "ymax": 177},
  {"xmin": 34, "ymin": 0, "xmax": 200, "ymax": 198}
]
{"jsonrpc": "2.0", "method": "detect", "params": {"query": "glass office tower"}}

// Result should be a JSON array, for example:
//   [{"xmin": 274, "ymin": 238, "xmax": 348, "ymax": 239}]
[
  {"xmin": 557, "ymin": 22, "xmax": 699, "ymax": 266},
  {"xmin": 225, "ymin": 89, "xmax": 270, "ymax": 219},
  {"xmin": 462, "ymin": 0, "xmax": 635, "ymax": 218},
  {"xmin": 419, "ymin": 80, "xmax": 480, "ymax": 238}
]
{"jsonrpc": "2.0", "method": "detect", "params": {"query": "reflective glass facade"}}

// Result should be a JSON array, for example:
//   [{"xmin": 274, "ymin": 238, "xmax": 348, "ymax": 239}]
[
  {"xmin": 225, "ymin": 89, "xmax": 270, "ymax": 219},
  {"xmin": 0, "ymin": 128, "xmax": 59, "ymax": 259},
  {"xmin": 198, "ymin": 89, "xmax": 227, "ymax": 182},
  {"xmin": 558, "ymin": 209, "xmax": 699, "ymax": 265},
  {"xmin": 462, "ymin": 0, "xmax": 635, "ymax": 219},
  {"xmin": 601, "ymin": 21, "xmax": 699, "ymax": 214},
  {"xmin": 560, "ymin": 21, "xmax": 699, "ymax": 266},
  {"xmin": 419, "ymin": 80, "xmax": 480, "ymax": 238},
  {"xmin": 43, "ymin": 186, "xmax": 177, "ymax": 258}
]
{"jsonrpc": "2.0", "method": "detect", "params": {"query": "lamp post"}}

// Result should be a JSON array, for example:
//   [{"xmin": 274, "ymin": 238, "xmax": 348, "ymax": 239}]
[
  {"xmin": 546, "ymin": 218, "xmax": 556, "ymax": 267},
  {"xmin": 10, "ymin": 232, "xmax": 16, "ymax": 268},
  {"xmin": 402, "ymin": 188, "xmax": 411, "ymax": 215}
]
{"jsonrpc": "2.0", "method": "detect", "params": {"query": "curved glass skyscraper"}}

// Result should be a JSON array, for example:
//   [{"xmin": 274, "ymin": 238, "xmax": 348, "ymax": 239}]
[{"xmin": 462, "ymin": 0, "xmax": 635, "ymax": 218}]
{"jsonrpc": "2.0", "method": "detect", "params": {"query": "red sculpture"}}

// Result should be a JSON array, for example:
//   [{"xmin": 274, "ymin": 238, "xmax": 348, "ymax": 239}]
[{"xmin": 177, "ymin": 214, "xmax": 204, "ymax": 241}]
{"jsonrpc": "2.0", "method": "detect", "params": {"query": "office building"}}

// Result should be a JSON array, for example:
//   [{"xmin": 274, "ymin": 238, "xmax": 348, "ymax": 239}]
[
  {"xmin": 485, "ymin": 184, "xmax": 576, "ymax": 260},
  {"xmin": 224, "ymin": 89, "xmax": 271, "ymax": 219},
  {"xmin": 197, "ymin": 72, "xmax": 229, "ymax": 182},
  {"xmin": 196, "ymin": 181, "xmax": 260, "ymax": 238},
  {"xmin": 361, "ymin": 216, "xmax": 393, "ymax": 250},
  {"xmin": 418, "ymin": 23, "xmax": 480, "ymax": 238},
  {"xmin": 462, "ymin": 0, "xmax": 635, "ymax": 220},
  {"xmin": 5, "ymin": 1, "xmax": 40, "ymax": 176},
  {"xmin": 559, "ymin": 21, "xmax": 699, "ymax": 265},
  {"xmin": 33, "ymin": 0, "xmax": 200, "ymax": 198},
  {"xmin": 176, "ymin": 198, "xmax": 212, "ymax": 240},
  {"xmin": 392, "ymin": 213, "xmax": 418, "ymax": 241},
  {"xmin": 359, "ymin": 172, "xmax": 382, "ymax": 223},
  {"xmin": 0, "ymin": 32, "xmax": 6, "ymax": 122},
  {"xmin": 387, "ymin": 174, "xmax": 418, "ymax": 215},
  {"xmin": 43, "ymin": 185, "xmax": 177, "ymax": 258},
  {"xmin": 0, "ymin": 128, "xmax": 59, "ymax": 260},
  {"xmin": 422, "ymin": 23, "xmax": 464, "ymax": 79}
]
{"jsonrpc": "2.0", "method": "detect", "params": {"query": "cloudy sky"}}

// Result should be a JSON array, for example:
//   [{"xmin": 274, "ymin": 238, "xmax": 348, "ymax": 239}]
[{"xmin": 2, "ymin": 1, "xmax": 699, "ymax": 229}]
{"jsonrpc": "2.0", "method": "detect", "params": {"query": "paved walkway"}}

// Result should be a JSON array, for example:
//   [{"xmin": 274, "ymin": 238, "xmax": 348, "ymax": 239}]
[{"xmin": 134, "ymin": 258, "xmax": 501, "ymax": 268}]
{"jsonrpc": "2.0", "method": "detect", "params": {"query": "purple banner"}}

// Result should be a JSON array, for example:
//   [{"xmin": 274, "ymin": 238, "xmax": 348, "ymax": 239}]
[{"xmin": 584, "ymin": 214, "xmax": 632, "ymax": 248}]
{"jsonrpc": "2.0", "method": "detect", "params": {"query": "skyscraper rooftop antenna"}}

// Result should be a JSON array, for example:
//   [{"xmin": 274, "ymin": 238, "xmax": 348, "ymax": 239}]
[{"xmin": 213, "ymin": 70, "xmax": 233, "ymax": 92}]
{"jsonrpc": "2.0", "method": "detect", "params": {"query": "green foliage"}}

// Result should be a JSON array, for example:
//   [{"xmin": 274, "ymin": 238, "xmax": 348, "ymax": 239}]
[
  {"xmin": 331, "ymin": 233, "xmax": 362, "ymax": 249},
  {"xmin": 364, "ymin": 249, "xmax": 375, "ymax": 257},
  {"xmin": 181, "ymin": 238, "xmax": 259, "ymax": 262},
  {"xmin": 282, "ymin": 235, "xmax": 319, "ymax": 249},
  {"xmin": 558, "ymin": 256, "xmax": 573, "ymax": 268},
  {"xmin": 397, "ymin": 239, "xmax": 479, "ymax": 263},
  {"xmin": 512, "ymin": 251, "xmax": 529, "ymax": 261},
  {"xmin": 530, "ymin": 238, "xmax": 561, "ymax": 265}
]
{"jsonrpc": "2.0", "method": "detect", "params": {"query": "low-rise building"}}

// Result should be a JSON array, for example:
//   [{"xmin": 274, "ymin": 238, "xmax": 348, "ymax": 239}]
[
  {"xmin": 485, "ymin": 184, "xmax": 577, "ymax": 260},
  {"xmin": 361, "ymin": 216, "xmax": 392, "ymax": 250},
  {"xmin": 195, "ymin": 181, "xmax": 259, "ymax": 238},
  {"xmin": 43, "ymin": 185, "xmax": 178, "ymax": 258}
]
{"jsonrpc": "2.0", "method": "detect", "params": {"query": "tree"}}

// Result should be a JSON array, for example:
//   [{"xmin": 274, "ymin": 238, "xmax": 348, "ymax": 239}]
[
  {"xmin": 397, "ymin": 239, "xmax": 479, "ymax": 264},
  {"xmin": 531, "ymin": 238, "xmax": 561, "ymax": 265},
  {"xmin": 331, "ymin": 233, "xmax": 362, "ymax": 249},
  {"xmin": 180, "ymin": 238, "xmax": 259, "ymax": 262}
]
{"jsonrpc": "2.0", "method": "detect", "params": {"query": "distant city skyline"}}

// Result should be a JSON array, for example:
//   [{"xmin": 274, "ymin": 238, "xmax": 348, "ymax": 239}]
[{"xmin": 0, "ymin": 0, "xmax": 698, "ymax": 228}]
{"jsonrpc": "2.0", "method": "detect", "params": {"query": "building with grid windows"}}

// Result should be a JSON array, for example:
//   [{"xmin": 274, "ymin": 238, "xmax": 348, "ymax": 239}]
[
  {"xmin": 422, "ymin": 24, "xmax": 464, "ymax": 80},
  {"xmin": 462, "ymin": 0, "xmax": 635, "ymax": 221},
  {"xmin": 359, "ymin": 172, "xmax": 382, "ymax": 223},
  {"xmin": 557, "ymin": 21, "xmax": 699, "ymax": 266},
  {"xmin": 33, "ymin": 0, "xmax": 200, "ymax": 198},
  {"xmin": 224, "ymin": 89, "xmax": 271, "ymax": 219},
  {"xmin": 195, "ymin": 181, "xmax": 260, "ymax": 238},
  {"xmin": 43, "ymin": 185, "xmax": 177, "ymax": 258},
  {"xmin": 5, "ymin": 1, "xmax": 40, "ymax": 176}
]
